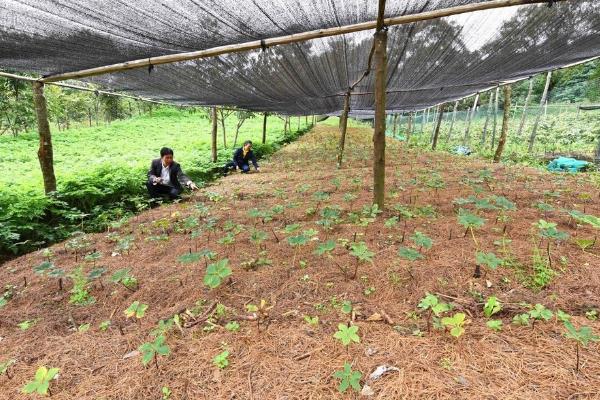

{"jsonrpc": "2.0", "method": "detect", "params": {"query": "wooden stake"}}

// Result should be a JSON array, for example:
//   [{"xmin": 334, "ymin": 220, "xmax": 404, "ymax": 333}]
[
  {"xmin": 481, "ymin": 90, "xmax": 494, "ymax": 145},
  {"xmin": 372, "ymin": 26, "xmax": 387, "ymax": 210},
  {"xmin": 494, "ymin": 85, "xmax": 512, "ymax": 163},
  {"xmin": 463, "ymin": 92, "xmax": 479, "ymax": 145},
  {"xmin": 446, "ymin": 100, "xmax": 458, "ymax": 142},
  {"xmin": 528, "ymin": 71, "xmax": 552, "ymax": 153},
  {"xmin": 431, "ymin": 104, "xmax": 444, "ymax": 150},
  {"xmin": 262, "ymin": 112, "xmax": 267, "ymax": 144},
  {"xmin": 517, "ymin": 77, "xmax": 533, "ymax": 137},
  {"xmin": 32, "ymin": 81, "xmax": 57, "ymax": 194},
  {"xmin": 337, "ymin": 91, "xmax": 351, "ymax": 168},
  {"xmin": 491, "ymin": 85, "xmax": 500, "ymax": 150},
  {"xmin": 211, "ymin": 107, "xmax": 218, "ymax": 163}
]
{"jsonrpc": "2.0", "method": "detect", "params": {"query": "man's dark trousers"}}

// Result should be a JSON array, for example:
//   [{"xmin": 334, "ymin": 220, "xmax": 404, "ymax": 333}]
[
  {"xmin": 146, "ymin": 182, "xmax": 182, "ymax": 200},
  {"xmin": 224, "ymin": 162, "xmax": 250, "ymax": 173}
]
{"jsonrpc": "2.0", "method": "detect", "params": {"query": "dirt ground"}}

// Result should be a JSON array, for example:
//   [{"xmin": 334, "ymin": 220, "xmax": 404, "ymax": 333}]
[{"xmin": 1, "ymin": 123, "xmax": 599, "ymax": 399}]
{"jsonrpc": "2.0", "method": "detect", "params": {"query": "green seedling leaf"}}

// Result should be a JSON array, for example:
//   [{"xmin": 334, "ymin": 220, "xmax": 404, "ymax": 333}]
[
  {"xmin": 441, "ymin": 313, "xmax": 468, "ymax": 338},
  {"xmin": 314, "ymin": 240, "xmax": 336, "ymax": 256},
  {"xmin": 398, "ymin": 247, "xmax": 423, "ymax": 261},
  {"xmin": 139, "ymin": 335, "xmax": 170, "ymax": 367},
  {"xmin": 212, "ymin": 350, "xmax": 230, "ymax": 369},
  {"xmin": 486, "ymin": 319, "xmax": 503, "ymax": 331},
  {"xmin": 177, "ymin": 252, "xmax": 203, "ymax": 264},
  {"xmin": 22, "ymin": 366, "xmax": 59, "ymax": 395},
  {"xmin": 476, "ymin": 251, "xmax": 503, "ymax": 269},
  {"xmin": 410, "ymin": 231, "xmax": 433, "ymax": 250},
  {"xmin": 124, "ymin": 301, "xmax": 148, "ymax": 319},
  {"xmin": 349, "ymin": 242, "xmax": 374, "ymax": 263},
  {"xmin": 225, "ymin": 321, "xmax": 240, "ymax": 332},
  {"xmin": 529, "ymin": 304, "xmax": 553, "ymax": 322},
  {"xmin": 512, "ymin": 313, "xmax": 530, "ymax": 326},
  {"xmin": 304, "ymin": 315, "xmax": 319, "ymax": 326},
  {"xmin": 333, "ymin": 362, "xmax": 362, "ymax": 393},
  {"xmin": 0, "ymin": 359, "xmax": 16, "ymax": 376},
  {"xmin": 203, "ymin": 259, "xmax": 232, "ymax": 289},
  {"xmin": 333, "ymin": 323, "xmax": 360, "ymax": 346},
  {"xmin": 483, "ymin": 296, "xmax": 502, "ymax": 318}
]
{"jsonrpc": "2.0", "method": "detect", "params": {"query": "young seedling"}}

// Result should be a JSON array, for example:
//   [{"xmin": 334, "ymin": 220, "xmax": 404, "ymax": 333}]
[
  {"xmin": 398, "ymin": 246, "xmax": 424, "ymax": 262},
  {"xmin": 212, "ymin": 350, "xmax": 230, "ymax": 369},
  {"xmin": 304, "ymin": 315, "xmax": 319, "ymax": 327},
  {"xmin": 410, "ymin": 231, "xmax": 433, "ymax": 252},
  {"xmin": 512, "ymin": 313, "xmax": 530, "ymax": 326},
  {"xmin": 476, "ymin": 251, "xmax": 503, "ymax": 271},
  {"xmin": 348, "ymin": 242, "xmax": 374, "ymax": 280},
  {"xmin": 333, "ymin": 323, "xmax": 360, "ymax": 347},
  {"xmin": 249, "ymin": 229, "xmax": 268, "ymax": 250},
  {"xmin": 528, "ymin": 304, "xmax": 553, "ymax": 329},
  {"xmin": 418, "ymin": 293, "xmax": 451, "ymax": 332},
  {"xmin": 486, "ymin": 320, "xmax": 503, "ymax": 332},
  {"xmin": 333, "ymin": 362, "xmax": 362, "ymax": 393},
  {"xmin": 534, "ymin": 220, "xmax": 568, "ymax": 268},
  {"xmin": 124, "ymin": 301, "xmax": 148, "ymax": 320},
  {"xmin": 287, "ymin": 233, "xmax": 310, "ymax": 269},
  {"xmin": 563, "ymin": 321, "xmax": 600, "ymax": 372},
  {"xmin": 225, "ymin": 321, "xmax": 240, "ymax": 332},
  {"xmin": 483, "ymin": 296, "xmax": 502, "ymax": 318},
  {"xmin": 246, "ymin": 299, "xmax": 272, "ymax": 332},
  {"xmin": 69, "ymin": 266, "xmax": 94, "ymax": 305},
  {"xmin": 22, "ymin": 366, "xmax": 59, "ymax": 396},
  {"xmin": 441, "ymin": 313, "xmax": 468, "ymax": 338},
  {"xmin": 110, "ymin": 268, "xmax": 138, "ymax": 290},
  {"xmin": 33, "ymin": 261, "xmax": 65, "ymax": 291},
  {"xmin": 139, "ymin": 335, "xmax": 170, "ymax": 369},
  {"xmin": 203, "ymin": 259, "xmax": 232, "ymax": 289},
  {"xmin": 457, "ymin": 209, "xmax": 485, "ymax": 247},
  {"xmin": 0, "ymin": 359, "xmax": 15, "ymax": 379}
]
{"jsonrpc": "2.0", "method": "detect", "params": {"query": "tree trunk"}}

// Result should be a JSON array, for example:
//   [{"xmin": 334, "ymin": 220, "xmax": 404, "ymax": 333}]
[
  {"xmin": 481, "ymin": 91, "xmax": 494, "ymax": 145},
  {"xmin": 337, "ymin": 91, "xmax": 351, "ymax": 169},
  {"xmin": 528, "ymin": 71, "xmax": 552, "ymax": 153},
  {"xmin": 494, "ymin": 85, "xmax": 512, "ymax": 163},
  {"xmin": 491, "ymin": 86, "xmax": 500, "ymax": 150},
  {"xmin": 517, "ymin": 78, "xmax": 533, "ymax": 137},
  {"xmin": 211, "ymin": 107, "xmax": 218, "ymax": 163},
  {"xmin": 446, "ymin": 100, "xmax": 458, "ymax": 142},
  {"xmin": 372, "ymin": 28, "xmax": 387, "ymax": 210},
  {"xmin": 431, "ymin": 104, "xmax": 444, "ymax": 150},
  {"xmin": 262, "ymin": 112, "xmax": 267, "ymax": 144},
  {"xmin": 219, "ymin": 109, "xmax": 227, "ymax": 148},
  {"xmin": 32, "ymin": 81, "xmax": 57, "ymax": 194},
  {"xmin": 463, "ymin": 92, "xmax": 479, "ymax": 145}
]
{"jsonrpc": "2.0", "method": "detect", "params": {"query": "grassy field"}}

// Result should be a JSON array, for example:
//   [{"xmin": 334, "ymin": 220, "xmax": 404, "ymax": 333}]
[
  {"xmin": 1, "ymin": 108, "xmax": 305, "ymax": 192},
  {"xmin": 0, "ymin": 108, "xmax": 312, "ymax": 256}
]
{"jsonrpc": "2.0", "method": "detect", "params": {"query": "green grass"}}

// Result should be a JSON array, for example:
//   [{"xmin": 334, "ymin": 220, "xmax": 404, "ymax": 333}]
[
  {"xmin": 1, "ymin": 108, "xmax": 303, "ymax": 192},
  {"xmin": 0, "ymin": 108, "xmax": 312, "ymax": 256}
]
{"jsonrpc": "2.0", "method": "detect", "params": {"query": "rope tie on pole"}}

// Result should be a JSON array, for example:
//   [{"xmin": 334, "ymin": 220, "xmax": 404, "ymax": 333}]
[
  {"xmin": 260, "ymin": 39, "xmax": 267, "ymax": 51},
  {"xmin": 148, "ymin": 59, "xmax": 154, "ymax": 74},
  {"xmin": 546, "ymin": 0, "xmax": 554, "ymax": 7}
]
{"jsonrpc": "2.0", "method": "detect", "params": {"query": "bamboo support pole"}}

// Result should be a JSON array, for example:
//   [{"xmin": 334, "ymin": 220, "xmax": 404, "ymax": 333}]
[
  {"xmin": 372, "ymin": 0, "xmax": 387, "ymax": 210},
  {"xmin": 39, "ymin": 0, "xmax": 565, "ymax": 83},
  {"xmin": 494, "ymin": 85, "xmax": 512, "ymax": 163},
  {"xmin": 431, "ymin": 104, "xmax": 444, "ymax": 150},
  {"xmin": 211, "ymin": 107, "xmax": 218, "ymax": 163},
  {"xmin": 262, "ymin": 113, "xmax": 267, "ymax": 144},
  {"xmin": 337, "ymin": 91, "xmax": 351, "ymax": 169},
  {"xmin": 528, "ymin": 71, "xmax": 552, "ymax": 153}
]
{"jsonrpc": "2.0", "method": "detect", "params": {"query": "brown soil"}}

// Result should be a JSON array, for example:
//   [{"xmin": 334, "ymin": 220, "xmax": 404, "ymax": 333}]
[{"xmin": 1, "ymin": 124, "xmax": 599, "ymax": 399}]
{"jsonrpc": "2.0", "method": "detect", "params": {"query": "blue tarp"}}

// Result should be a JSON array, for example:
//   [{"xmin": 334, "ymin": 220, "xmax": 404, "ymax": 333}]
[{"xmin": 547, "ymin": 157, "xmax": 590, "ymax": 173}]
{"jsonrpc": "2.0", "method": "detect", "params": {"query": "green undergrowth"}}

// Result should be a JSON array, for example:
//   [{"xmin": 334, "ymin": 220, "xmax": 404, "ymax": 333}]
[{"xmin": 0, "ymin": 109, "xmax": 312, "ymax": 257}]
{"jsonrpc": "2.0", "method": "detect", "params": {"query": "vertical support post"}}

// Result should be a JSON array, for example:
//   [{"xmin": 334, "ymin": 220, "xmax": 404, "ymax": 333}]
[
  {"xmin": 491, "ymin": 85, "xmax": 500, "ymax": 150},
  {"xmin": 431, "ymin": 104, "xmax": 444, "ymax": 150},
  {"xmin": 392, "ymin": 114, "xmax": 399, "ymax": 137},
  {"xmin": 262, "ymin": 112, "xmax": 267, "ymax": 144},
  {"xmin": 528, "ymin": 71, "xmax": 552, "ymax": 153},
  {"xmin": 32, "ymin": 81, "xmax": 57, "ymax": 194},
  {"xmin": 494, "ymin": 85, "xmax": 512, "ymax": 163},
  {"xmin": 463, "ymin": 92, "xmax": 479, "ymax": 145},
  {"xmin": 372, "ymin": 22, "xmax": 388, "ymax": 210},
  {"xmin": 517, "ymin": 77, "xmax": 533, "ymax": 137},
  {"xmin": 481, "ymin": 90, "xmax": 494, "ymax": 145},
  {"xmin": 446, "ymin": 100, "xmax": 458, "ymax": 142},
  {"xmin": 337, "ymin": 91, "xmax": 351, "ymax": 169},
  {"xmin": 211, "ymin": 106, "xmax": 218, "ymax": 163},
  {"xmin": 406, "ymin": 112, "xmax": 413, "ymax": 141}
]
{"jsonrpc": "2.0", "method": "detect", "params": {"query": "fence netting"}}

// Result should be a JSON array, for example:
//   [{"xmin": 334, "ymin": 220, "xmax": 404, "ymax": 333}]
[{"xmin": 1, "ymin": 0, "xmax": 599, "ymax": 114}]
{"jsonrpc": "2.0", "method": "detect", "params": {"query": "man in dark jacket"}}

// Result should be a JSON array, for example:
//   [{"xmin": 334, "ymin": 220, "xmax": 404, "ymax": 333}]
[
  {"xmin": 147, "ymin": 147, "xmax": 197, "ymax": 200},
  {"xmin": 223, "ymin": 140, "xmax": 260, "ymax": 174}
]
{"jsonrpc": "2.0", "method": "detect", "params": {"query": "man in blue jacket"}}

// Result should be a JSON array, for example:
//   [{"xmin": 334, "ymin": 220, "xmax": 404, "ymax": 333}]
[
  {"xmin": 147, "ymin": 147, "xmax": 198, "ymax": 200},
  {"xmin": 223, "ymin": 140, "xmax": 260, "ymax": 174}
]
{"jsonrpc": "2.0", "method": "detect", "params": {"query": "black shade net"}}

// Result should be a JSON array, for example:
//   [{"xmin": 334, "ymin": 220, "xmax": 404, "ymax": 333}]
[{"xmin": 1, "ymin": 0, "xmax": 599, "ymax": 114}]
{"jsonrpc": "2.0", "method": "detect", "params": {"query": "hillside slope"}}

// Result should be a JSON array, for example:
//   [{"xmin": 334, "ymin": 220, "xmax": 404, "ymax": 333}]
[{"xmin": 1, "ymin": 124, "xmax": 599, "ymax": 399}]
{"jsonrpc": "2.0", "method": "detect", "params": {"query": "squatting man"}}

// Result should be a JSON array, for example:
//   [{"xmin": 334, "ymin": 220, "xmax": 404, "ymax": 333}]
[{"xmin": 146, "ymin": 147, "xmax": 198, "ymax": 200}]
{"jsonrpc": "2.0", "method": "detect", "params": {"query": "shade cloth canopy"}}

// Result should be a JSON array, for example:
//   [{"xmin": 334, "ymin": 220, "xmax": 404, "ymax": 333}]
[{"xmin": 1, "ymin": 0, "xmax": 599, "ymax": 113}]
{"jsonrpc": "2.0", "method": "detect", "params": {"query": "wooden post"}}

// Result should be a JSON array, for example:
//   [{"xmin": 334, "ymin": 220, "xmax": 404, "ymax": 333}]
[
  {"xmin": 517, "ymin": 77, "xmax": 533, "ymax": 137},
  {"xmin": 494, "ymin": 85, "xmax": 512, "ymax": 163},
  {"xmin": 32, "ymin": 81, "xmax": 57, "ymax": 194},
  {"xmin": 211, "ymin": 107, "xmax": 218, "ymax": 163},
  {"xmin": 392, "ymin": 114, "xmax": 399, "ymax": 137},
  {"xmin": 446, "ymin": 100, "xmax": 458, "ymax": 142},
  {"xmin": 528, "ymin": 71, "xmax": 552, "ymax": 153},
  {"xmin": 372, "ymin": 26, "xmax": 387, "ymax": 210},
  {"xmin": 337, "ymin": 91, "xmax": 351, "ymax": 168},
  {"xmin": 262, "ymin": 112, "xmax": 267, "ymax": 144},
  {"xmin": 406, "ymin": 112, "xmax": 413, "ymax": 141},
  {"xmin": 491, "ymin": 86, "xmax": 500, "ymax": 150},
  {"xmin": 463, "ymin": 92, "xmax": 479, "ymax": 145},
  {"xmin": 420, "ymin": 110, "xmax": 425, "ymax": 134},
  {"xmin": 431, "ymin": 104, "xmax": 444, "ymax": 150},
  {"xmin": 481, "ymin": 90, "xmax": 494, "ymax": 145}
]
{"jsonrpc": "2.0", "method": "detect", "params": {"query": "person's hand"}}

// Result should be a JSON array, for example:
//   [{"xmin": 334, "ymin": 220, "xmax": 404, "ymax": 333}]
[
  {"xmin": 152, "ymin": 176, "xmax": 162, "ymax": 185},
  {"xmin": 188, "ymin": 182, "xmax": 198, "ymax": 190},
  {"xmin": 255, "ymin": 167, "xmax": 260, "ymax": 172}
]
